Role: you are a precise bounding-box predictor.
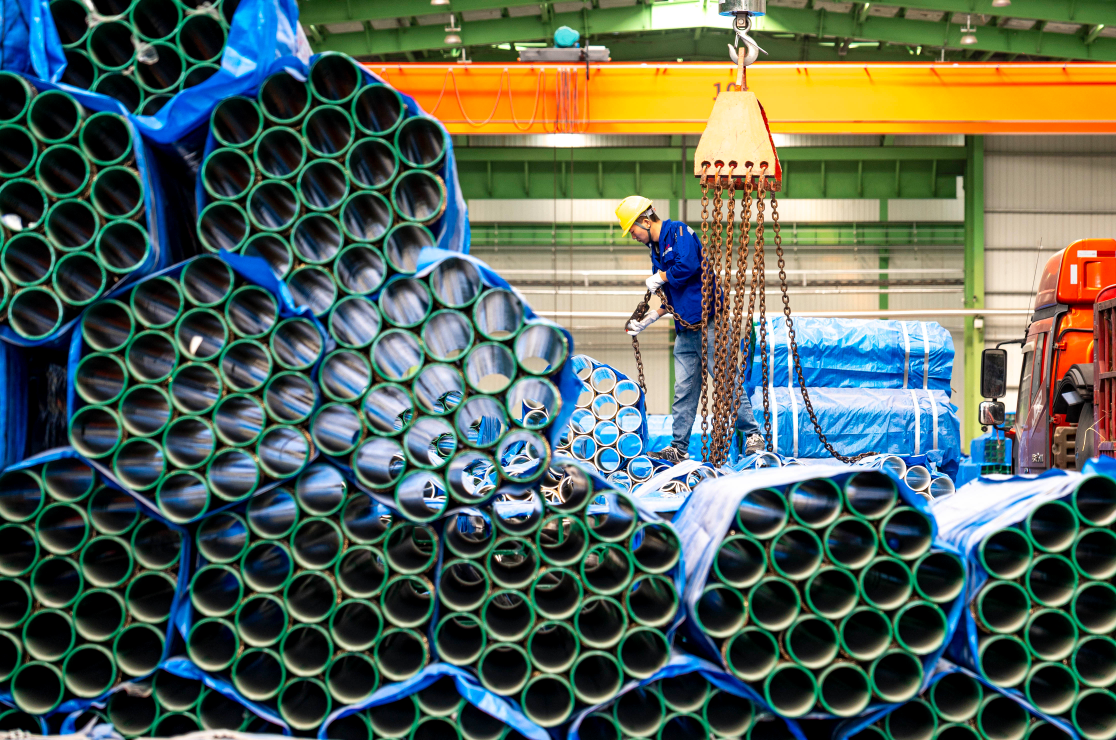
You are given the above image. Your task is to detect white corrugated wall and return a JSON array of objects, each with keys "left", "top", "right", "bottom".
[{"left": 984, "top": 135, "right": 1116, "bottom": 410}]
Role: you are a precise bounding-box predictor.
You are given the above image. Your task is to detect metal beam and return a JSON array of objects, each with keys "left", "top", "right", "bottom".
[
  {"left": 309, "top": 1, "right": 1116, "bottom": 61},
  {"left": 299, "top": 0, "right": 1116, "bottom": 31},
  {"left": 453, "top": 146, "right": 968, "bottom": 162},
  {"left": 963, "top": 134, "right": 986, "bottom": 452}
]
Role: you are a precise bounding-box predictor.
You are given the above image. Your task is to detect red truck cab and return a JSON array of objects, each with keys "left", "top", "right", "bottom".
[{"left": 1009, "top": 239, "right": 1116, "bottom": 473}]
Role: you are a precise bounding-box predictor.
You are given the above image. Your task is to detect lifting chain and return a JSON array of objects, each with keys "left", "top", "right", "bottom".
[{"left": 627, "top": 166, "right": 875, "bottom": 466}]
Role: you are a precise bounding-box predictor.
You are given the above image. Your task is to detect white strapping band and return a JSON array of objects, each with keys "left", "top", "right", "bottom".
[
  {"left": 901, "top": 322, "right": 911, "bottom": 389},
  {"left": 919, "top": 321, "right": 930, "bottom": 390},
  {"left": 909, "top": 389, "right": 922, "bottom": 454}
]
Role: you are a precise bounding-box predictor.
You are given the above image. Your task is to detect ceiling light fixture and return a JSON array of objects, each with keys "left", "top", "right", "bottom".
[
  {"left": 430, "top": 0, "right": 450, "bottom": 5},
  {"left": 960, "top": 14, "right": 978, "bottom": 45},
  {"left": 444, "top": 13, "right": 462, "bottom": 45},
  {"left": 991, "top": 0, "right": 1011, "bottom": 6}
]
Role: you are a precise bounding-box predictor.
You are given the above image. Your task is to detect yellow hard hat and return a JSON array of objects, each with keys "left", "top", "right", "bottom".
[{"left": 616, "top": 195, "right": 653, "bottom": 236}]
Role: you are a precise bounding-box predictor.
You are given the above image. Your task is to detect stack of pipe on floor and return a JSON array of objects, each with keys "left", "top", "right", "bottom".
[
  {"left": 0, "top": 458, "right": 183, "bottom": 716},
  {"left": 195, "top": 53, "right": 444, "bottom": 310},
  {"left": 698, "top": 470, "right": 965, "bottom": 718},
  {"left": 183, "top": 464, "right": 437, "bottom": 730},
  {"left": 557, "top": 356, "right": 653, "bottom": 492},
  {"left": 967, "top": 476, "right": 1116, "bottom": 740},
  {"left": 49, "top": 0, "right": 235, "bottom": 115},
  {"left": 435, "top": 462, "right": 682, "bottom": 729},
  {"left": 0, "top": 76, "right": 151, "bottom": 340}
]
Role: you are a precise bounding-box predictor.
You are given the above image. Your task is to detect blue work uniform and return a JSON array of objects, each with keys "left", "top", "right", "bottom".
[
  {"left": 648, "top": 219, "right": 711, "bottom": 327},
  {"left": 647, "top": 219, "right": 761, "bottom": 451}
]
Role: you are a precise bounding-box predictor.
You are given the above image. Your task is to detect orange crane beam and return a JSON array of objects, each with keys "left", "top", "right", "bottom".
[{"left": 365, "top": 62, "right": 1116, "bottom": 135}]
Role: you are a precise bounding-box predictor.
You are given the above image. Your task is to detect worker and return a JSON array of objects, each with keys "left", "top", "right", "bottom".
[{"left": 616, "top": 196, "right": 764, "bottom": 463}]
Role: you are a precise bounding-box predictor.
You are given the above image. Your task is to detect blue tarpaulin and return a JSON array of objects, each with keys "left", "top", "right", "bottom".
[
  {"left": 753, "top": 386, "right": 961, "bottom": 470},
  {"left": 743, "top": 317, "right": 954, "bottom": 392}
]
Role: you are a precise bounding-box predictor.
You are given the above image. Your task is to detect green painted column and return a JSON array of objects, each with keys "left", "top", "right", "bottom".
[
  {"left": 963, "top": 135, "right": 986, "bottom": 452},
  {"left": 879, "top": 199, "right": 889, "bottom": 311}
]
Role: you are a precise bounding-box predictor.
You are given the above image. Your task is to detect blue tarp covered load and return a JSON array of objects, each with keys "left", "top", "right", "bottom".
[
  {"left": 753, "top": 386, "right": 961, "bottom": 470},
  {"left": 744, "top": 317, "right": 955, "bottom": 392}
]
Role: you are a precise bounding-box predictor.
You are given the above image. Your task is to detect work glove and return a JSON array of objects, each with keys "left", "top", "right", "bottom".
[
  {"left": 645, "top": 271, "right": 667, "bottom": 291},
  {"left": 627, "top": 312, "right": 661, "bottom": 336}
]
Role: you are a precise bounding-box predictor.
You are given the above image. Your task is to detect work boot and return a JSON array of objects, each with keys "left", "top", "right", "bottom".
[
  {"left": 745, "top": 434, "right": 765, "bottom": 455},
  {"left": 648, "top": 447, "right": 688, "bottom": 464}
]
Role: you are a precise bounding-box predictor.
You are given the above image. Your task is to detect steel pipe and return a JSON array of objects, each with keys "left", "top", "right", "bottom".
[
  {"left": 764, "top": 662, "right": 817, "bottom": 718},
  {"left": 1074, "top": 475, "right": 1116, "bottom": 526},
  {"left": 521, "top": 673, "right": 574, "bottom": 729},
  {"left": 197, "top": 201, "right": 249, "bottom": 253},
  {"left": 178, "top": 13, "right": 225, "bottom": 63},
  {"left": 659, "top": 713, "right": 711, "bottom": 740},
  {"left": 771, "top": 526, "right": 823, "bottom": 581},
  {"left": 135, "top": 43, "right": 183, "bottom": 93},
  {"left": 736, "top": 487, "right": 789, "bottom": 540},
  {"left": 1026, "top": 500, "right": 1079, "bottom": 554},
  {"left": 182, "top": 63, "right": 218, "bottom": 89},
  {"left": 51, "top": 0, "right": 90, "bottom": 47},
  {"left": 392, "top": 169, "right": 447, "bottom": 225},
  {"left": 120, "top": 383, "right": 172, "bottom": 437},
  {"left": 929, "top": 477, "right": 955, "bottom": 498},
  {"left": 568, "top": 649, "right": 622, "bottom": 704},
  {"left": 884, "top": 698, "right": 937, "bottom": 740},
  {"left": 976, "top": 579, "right": 1031, "bottom": 633},
  {"left": 153, "top": 670, "right": 203, "bottom": 712},
  {"left": 258, "top": 73, "right": 310, "bottom": 128},
  {"left": 210, "top": 96, "right": 262, "bottom": 150},
  {"left": 0, "top": 524, "right": 36, "bottom": 578},
  {"left": 817, "top": 663, "right": 871, "bottom": 718},
  {"left": 913, "top": 550, "right": 966, "bottom": 603},
  {"left": 366, "top": 696, "right": 418, "bottom": 739},
  {"left": 384, "top": 223, "right": 434, "bottom": 274},
  {"left": 805, "top": 566, "right": 859, "bottom": 620},
  {"left": 278, "top": 677, "right": 331, "bottom": 732},
  {"left": 197, "top": 511, "right": 248, "bottom": 564},
  {"left": 374, "top": 628, "right": 429, "bottom": 682},
  {"left": 88, "top": 21, "right": 136, "bottom": 69},
  {"left": 0, "top": 126, "right": 37, "bottom": 180},
  {"left": 292, "top": 516, "right": 344, "bottom": 571},
  {"left": 1025, "top": 661, "right": 1079, "bottom": 715},
  {"left": 352, "top": 83, "right": 405, "bottom": 137},
  {"left": 130, "top": 519, "right": 181, "bottom": 570},
  {"left": 822, "top": 516, "right": 878, "bottom": 571},
  {"left": 207, "top": 447, "right": 259, "bottom": 501},
  {"left": 1025, "top": 608, "right": 1078, "bottom": 663},
  {"left": 1075, "top": 636, "right": 1116, "bottom": 688},
  {"left": 979, "top": 634, "right": 1031, "bottom": 687},
  {"left": 36, "top": 143, "right": 89, "bottom": 198},
  {"left": 53, "top": 251, "right": 104, "bottom": 306},
  {"left": 840, "top": 606, "right": 892, "bottom": 661},
  {"left": 929, "top": 672, "right": 983, "bottom": 722},
  {"left": 348, "top": 137, "right": 399, "bottom": 192},
  {"left": 1073, "top": 689, "right": 1116, "bottom": 740},
  {"left": 326, "top": 652, "right": 380, "bottom": 706},
  {"left": 788, "top": 478, "right": 842, "bottom": 529},
  {"left": 298, "top": 463, "right": 348, "bottom": 515},
  {"left": 859, "top": 556, "right": 913, "bottom": 610},
  {"left": 291, "top": 213, "right": 342, "bottom": 266},
  {"left": 288, "top": 265, "right": 338, "bottom": 317},
  {"left": 162, "top": 414, "right": 216, "bottom": 470},
  {"left": 220, "top": 339, "right": 272, "bottom": 392},
  {"left": 384, "top": 522, "right": 438, "bottom": 575},
  {"left": 0, "top": 178, "right": 47, "bottom": 230},
  {"left": 418, "top": 310, "right": 473, "bottom": 366},
  {"left": 526, "top": 567, "right": 581, "bottom": 621},
  {"left": 1075, "top": 582, "right": 1116, "bottom": 635},
  {"left": 581, "top": 543, "right": 634, "bottom": 596},
  {"left": 235, "top": 593, "right": 287, "bottom": 648},
  {"left": 281, "top": 623, "right": 333, "bottom": 678},
  {"left": 695, "top": 583, "right": 745, "bottom": 638},
  {"left": 22, "top": 609, "right": 74, "bottom": 661},
  {"left": 0, "top": 579, "right": 32, "bottom": 629},
  {"left": 881, "top": 506, "right": 933, "bottom": 561},
  {"left": 335, "top": 243, "right": 387, "bottom": 295},
  {"left": 2, "top": 232, "right": 53, "bottom": 288},
  {"left": 304, "top": 105, "right": 355, "bottom": 159},
  {"left": 8, "top": 285, "right": 64, "bottom": 340},
  {"left": 432, "top": 611, "right": 485, "bottom": 666},
  {"left": 843, "top": 471, "right": 898, "bottom": 520},
  {"left": 980, "top": 528, "right": 1033, "bottom": 580},
  {"left": 62, "top": 643, "right": 115, "bottom": 699},
  {"left": 203, "top": 147, "right": 254, "bottom": 202},
  {"left": 1026, "top": 553, "right": 1078, "bottom": 607},
  {"left": 749, "top": 576, "right": 801, "bottom": 631},
  {"left": 1073, "top": 528, "right": 1116, "bottom": 580},
  {"left": 904, "top": 465, "right": 931, "bottom": 492},
  {"left": 894, "top": 600, "right": 947, "bottom": 655},
  {"left": 976, "top": 695, "right": 1030, "bottom": 740},
  {"left": 298, "top": 158, "right": 349, "bottom": 212},
  {"left": 784, "top": 615, "right": 839, "bottom": 669},
  {"left": 190, "top": 563, "right": 243, "bottom": 618},
  {"left": 95, "top": 219, "right": 150, "bottom": 276},
  {"left": 869, "top": 650, "right": 923, "bottom": 703},
  {"left": 257, "top": 425, "right": 311, "bottom": 479},
  {"left": 106, "top": 693, "right": 159, "bottom": 739},
  {"left": 0, "top": 73, "right": 35, "bottom": 124},
  {"left": 29, "top": 89, "right": 84, "bottom": 143},
  {"left": 37, "top": 501, "right": 89, "bottom": 555},
  {"left": 285, "top": 569, "right": 338, "bottom": 624},
  {"left": 30, "top": 557, "right": 82, "bottom": 607},
  {"left": 69, "top": 405, "right": 122, "bottom": 459}
]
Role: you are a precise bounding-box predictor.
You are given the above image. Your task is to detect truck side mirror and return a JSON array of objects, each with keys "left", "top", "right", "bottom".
[
  {"left": 981, "top": 348, "right": 1008, "bottom": 399},
  {"left": 979, "top": 400, "right": 1006, "bottom": 427}
]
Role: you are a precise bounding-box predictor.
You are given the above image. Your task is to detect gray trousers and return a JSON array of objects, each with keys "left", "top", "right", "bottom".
[{"left": 671, "top": 326, "right": 761, "bottom": 452}]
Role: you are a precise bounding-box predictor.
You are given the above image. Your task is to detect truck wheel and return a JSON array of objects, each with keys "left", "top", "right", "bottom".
[{"left": 1077, "top": 402, "right": 1096, "bottom": 470}]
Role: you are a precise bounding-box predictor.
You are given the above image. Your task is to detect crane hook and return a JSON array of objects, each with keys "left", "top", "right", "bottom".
[{"left": 728, "top": 14, "right": 765, "bottom": 67}]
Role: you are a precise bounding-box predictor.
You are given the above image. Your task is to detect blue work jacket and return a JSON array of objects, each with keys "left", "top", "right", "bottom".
[{"left": 648, "top": 219, "right": 712, "bottom": 329}]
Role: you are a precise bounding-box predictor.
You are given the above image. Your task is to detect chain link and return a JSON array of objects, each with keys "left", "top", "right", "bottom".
[{"left": 629, "top": 169, "right": 875, "bottom": 465}]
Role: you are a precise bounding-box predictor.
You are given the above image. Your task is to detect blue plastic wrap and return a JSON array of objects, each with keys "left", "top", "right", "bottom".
[
  {"left": 743, "top": 317, "right": 954, "bottom": 392},
  {"left": 672, "top": 464, "right": 967, "bottom": 718},
  {"left": 0, "top": 447, "right": 191, "bottom": 716},
  {"left": 833, "top": 659, "right": 1076, "bottom": 740},
  {"left": 2, "top": 75, "right": 170, "bottom": 347},
  {"left": 319, "top": 663, "right": 549, "bottom": 740},
  {"left": 0, "top": 0, "right": 62, "bottom": 77},
  {"left": 753, "top": 386, "right": 960, "bottom": 470},
  {"left": 567, "top": 652, "right": 806, "bottom": 740},
  {"left": 194, "top": 55, "right": 470, "bottom": 254},
  {"left": 65, "top": 252, "right": 325, "bottom": 522}
]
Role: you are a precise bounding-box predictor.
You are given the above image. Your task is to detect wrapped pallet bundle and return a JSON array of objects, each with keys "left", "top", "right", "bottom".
[
  {"left": 743, "top": 317, "right": 955, "bottom": 392},
  {"left": 751, "top": 387, "right": 961, "bottom": 472}
]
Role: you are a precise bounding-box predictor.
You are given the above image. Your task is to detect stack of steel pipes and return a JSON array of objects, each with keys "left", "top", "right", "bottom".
[
  {"left": 435, "top": 462, "right": 682, "bottom": 728},
  {"left": 848, "top": 670, "right": 1071, "bottom": 740},
  {"left": 0, "top": 76, "right": 152, "bottom": 340},
  {"left": 195, "top": 52, "right": 444, "bottom": 308},
  {"left": 965, "top": 476, "right": 1116, "bottom": 739},
  {"left": 694, "top": 470, "right": 966, "bottom": 718},
  {"left": 576, "top": 670, "right": 801, "bottom": 740},
  {"left": 49, "top": 0, "right": 233, "bottom": 115},
  {"left": 183, "top": 463, "right": 438, "bottom": 731},
  {"left": 0, "top": 457, "right": 183, "bottom": 716},
  {"left": 323, "top": 674, "right": 539, "bottom": 740},
  {"left": 79, "top": 665, "right": 284, "bottom": 735},
  {"left": 558, "top": 355, "right": 653, "bottom": 492},
  {"left": 69, "top": 254, "right": 324, "bottom": 522}
]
